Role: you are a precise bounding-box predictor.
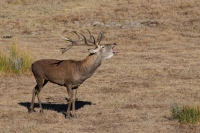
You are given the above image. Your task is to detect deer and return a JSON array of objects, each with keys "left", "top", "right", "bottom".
[{"left": 28, "top": 29, "right": 118, "bottom": 118}]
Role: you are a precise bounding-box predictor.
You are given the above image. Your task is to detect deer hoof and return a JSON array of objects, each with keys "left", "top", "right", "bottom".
[
  {"left": 28, "top": 108, "right": 36, "bottom": 113},
  {"left": 65, "top": 115, "right": 71, "bottom": 119},
  {"left": 65, "top": 113, "right": 71, "bottom": 119},
  {"left": 71, "top": 114, "right": 77, "bottom": 118}
]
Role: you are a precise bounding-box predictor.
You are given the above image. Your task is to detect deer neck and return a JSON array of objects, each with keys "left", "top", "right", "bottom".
[{"left": 80, "top": 54, "right": 102, "bottom": 76}]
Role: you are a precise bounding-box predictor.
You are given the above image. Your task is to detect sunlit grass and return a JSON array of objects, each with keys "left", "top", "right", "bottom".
[
  {"left": 0, "top": 37, "right": 33, "bottom": 75},
  {"left": 171, "top": 104, "right": 200, "bottom": 125},
  {"left": 0, "top": 52, "right": 9, "bottom": 73}
]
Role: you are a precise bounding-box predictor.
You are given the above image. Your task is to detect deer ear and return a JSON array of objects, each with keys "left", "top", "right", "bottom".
[{"left": 88, "top": 48, "right": 96, "bottom": 54}]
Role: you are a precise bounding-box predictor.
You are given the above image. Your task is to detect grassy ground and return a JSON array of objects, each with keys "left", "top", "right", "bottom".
[{"left": 0, "top": 0, "right": 200, "bottom": 132}]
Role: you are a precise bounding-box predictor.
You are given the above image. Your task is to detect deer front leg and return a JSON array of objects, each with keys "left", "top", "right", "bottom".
[
  {"left": 71, "top": 89, "right": 77, "bottom": 118},
  {"left": 66, "top": 85, "right": 72, "bottom": 118}
]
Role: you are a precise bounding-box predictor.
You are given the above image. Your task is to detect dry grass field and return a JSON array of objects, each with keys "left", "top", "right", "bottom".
[{"left": 0, "top": 0, "right": 200, "bottom": 132}]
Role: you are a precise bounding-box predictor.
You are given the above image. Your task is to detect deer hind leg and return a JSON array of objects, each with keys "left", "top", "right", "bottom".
[
  {"left": 28, "top": 85, "right": 37, "bottom": 113},
  {"left": 37, "top": 79, "right": 48, "bottom": 113},
  {"left": 29, "top": 79, "right": 48, "bottom": 113}
]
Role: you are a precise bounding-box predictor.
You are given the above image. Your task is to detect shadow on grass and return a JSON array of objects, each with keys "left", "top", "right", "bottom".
[{"left": 18, "top": 99, "right": 92, "bottom": 114}]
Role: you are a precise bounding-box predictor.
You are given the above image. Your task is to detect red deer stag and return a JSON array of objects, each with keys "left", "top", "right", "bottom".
[{"left": 28, "top": 30, "right": 118, "bottom": 118}]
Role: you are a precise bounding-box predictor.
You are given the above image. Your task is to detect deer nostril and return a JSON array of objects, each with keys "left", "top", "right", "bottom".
[{"left": 113, "top": 43, "right": 117, "bottom": 45}]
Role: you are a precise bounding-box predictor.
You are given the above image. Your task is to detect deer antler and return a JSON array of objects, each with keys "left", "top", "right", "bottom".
[
  {"left": 86, "top": 29, "right": 96, "bottom": 45},
  {"left": 60, "top": 30, "right": 87, "bottom": 53},
  {"left": 61, "top": 30, "right": 104, "bottom": 54},
  {"left": 73, "top": 30, "right": 88, "bottom": 45},
  {"left": 60, "top": 36, "right": 77, "bottom": 54},
  {"left": 97, "top": 31, "right": 104, "bottom": 45}
]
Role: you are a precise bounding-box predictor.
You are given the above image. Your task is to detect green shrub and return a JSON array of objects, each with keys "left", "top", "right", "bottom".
[
  {"left": 0, "top": 52, "right": 9, "bottom": 72},
  {"left": 171, "top": 104, "right": 200, "bottom": 125},
  {"left": 0, "top": 38, "right": 33, "bottom": 75}
]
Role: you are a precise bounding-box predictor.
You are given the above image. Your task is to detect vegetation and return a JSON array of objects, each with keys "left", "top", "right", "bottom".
[
  {"left": 0, "top": 0, "right": 200, "bottom": 132},
  {"left": 171, "top": 104, "right": 200, "bottom": 125},
  {"left": 0, "top": 37, "right": 33, "bottom": 75}
]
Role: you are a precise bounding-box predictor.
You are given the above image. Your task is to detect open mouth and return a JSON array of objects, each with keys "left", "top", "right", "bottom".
[{"left": 112, "top": 46, "right": 119, "bottom": 54}]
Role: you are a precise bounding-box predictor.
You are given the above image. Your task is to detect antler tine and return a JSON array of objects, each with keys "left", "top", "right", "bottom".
[
  {"left": 86, "top": 29, "right": 96, "bottom": 44},
  {"left": 72, "top": 31, "right": 83, "bottom": 41},
  {"left": 60, "top": 36, "right": 75, "bottom": 54},
  {"left": 61, "top": 36, "right": 73, "bottom": 42},
  {"left": 97, "top": 31, "right": 104, "bottom": 45},
  {"left": 86, "top": 29, "right": 96, "bottom": 46},
  {"left": 73, "top": 30, "right": 89, "bottom": 45},
  {"left": 73, "top": 30, "right": 95, "bottom": 46},
  {"left": 60, "top": 44, "right": 73, "bottom": 54},
  {"left": 86, "top": 29, "right": 92, "bottom": 39}
]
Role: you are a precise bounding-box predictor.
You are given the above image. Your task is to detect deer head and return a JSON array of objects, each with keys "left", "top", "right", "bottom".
[{"left": 61, "top": 29, "right": 118, "bottom": 60}]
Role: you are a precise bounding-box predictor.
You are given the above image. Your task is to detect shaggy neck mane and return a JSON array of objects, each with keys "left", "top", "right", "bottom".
[{"left": 79, "top": 54, "right": 102, "bottom": 75}]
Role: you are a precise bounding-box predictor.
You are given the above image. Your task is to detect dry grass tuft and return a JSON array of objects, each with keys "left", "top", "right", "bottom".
[
  {"left": 171, "top": 104, "right": 200, "bottom": 125},
  {"left": 0, "top": 37, "right": 33, "bottom": 75}
]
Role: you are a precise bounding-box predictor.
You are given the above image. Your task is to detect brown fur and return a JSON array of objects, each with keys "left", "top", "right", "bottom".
[{"left": 29, "top": 43, "right": 117, "bottom": 118}]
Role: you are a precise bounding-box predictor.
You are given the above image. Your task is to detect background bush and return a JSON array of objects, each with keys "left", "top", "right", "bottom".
[
  {"left": 0, "top": 37, "right": 33, "bottom": 75},
  {"left": 171, "top": 103, "right": 200, "bottom": 125}
]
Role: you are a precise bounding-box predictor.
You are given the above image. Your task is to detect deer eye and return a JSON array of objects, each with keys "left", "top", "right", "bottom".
[{"left": 101, "top": 46, "right": 104, "bottom": 49}]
